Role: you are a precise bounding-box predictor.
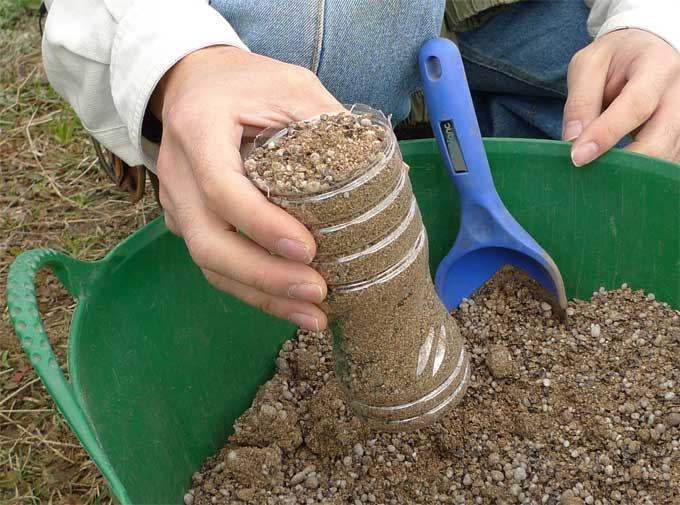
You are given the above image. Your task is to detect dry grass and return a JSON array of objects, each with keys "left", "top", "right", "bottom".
[{"left": 1, "top": 11, "right": 159, "bottom": 504}]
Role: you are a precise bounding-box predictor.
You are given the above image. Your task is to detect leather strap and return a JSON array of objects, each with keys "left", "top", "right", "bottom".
[{"left": 91, "top": 136, "right": 159, "bottom": 205}]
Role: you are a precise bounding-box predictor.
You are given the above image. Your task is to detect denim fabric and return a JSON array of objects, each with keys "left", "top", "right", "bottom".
[
  {"left": 211, "top": 0, "right": 626, "bottom": 145},
  {"left": 456, "top": 0, "right": 629, "bottom": 147},
  {"left": 456, "top": 0, "right": 592, "bottom": 140},
  {"left": 210, "top": 0, "right": 445, "bottom": 124}
]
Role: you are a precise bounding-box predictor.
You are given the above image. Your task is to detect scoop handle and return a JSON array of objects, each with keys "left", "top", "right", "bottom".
[{"left": 418, "top": 38, "right": 496, "bottom": 200}]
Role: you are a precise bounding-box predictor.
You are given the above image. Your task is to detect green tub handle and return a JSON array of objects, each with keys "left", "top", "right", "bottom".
[{"left": 6, "top": 249, "right": 132, "bottom": 504}]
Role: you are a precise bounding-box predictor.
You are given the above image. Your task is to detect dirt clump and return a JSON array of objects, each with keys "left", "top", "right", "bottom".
[
  {"left": 189, "top": 267, "right": 679, "bottom": 504},
  {"left": 304, "top": 379, "right": 371, "bottom": 458},
  {"left": 485, "top": 343, "right": 516, "bottom": 379}
]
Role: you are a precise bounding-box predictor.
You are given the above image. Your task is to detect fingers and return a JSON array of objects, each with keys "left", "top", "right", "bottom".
[
  {"left": 239, "top": 102, "right": 345, "bottom": 136},
  {"left": 160, "top": 57, "right": 345, "bottom": 264},
  {"left": 163, "top": 183, "right": 328, "bottom": 331},
  {"left": 190, "top": 102, "right": 342, "bottom": 263},
  {"left": 282, "top": 65, "right": 345, "bottom": 120},
  {"left": 153, "top": 49, "right": 348, "bottom": 328},
  {"left": 564, "top": 32, "right": 680, "bottom": 167},
  {"left": 203, "top": 269, "right": 328, "bottom": 331},
  {"left": 240, "top": 104, "right": 346, "bottom": 138},
  {"left": 177, "top": 120, "right": 319, "bottom": 263},
  {"left": 175, "top": 192, "right": 327, "bottom": 303},
  {"left": 160, "top": 149, "right": 327, "bottom": 301},
  {"left": 164, "top": 212, "right": 180, "bottom": 236},
  {"left": 570, "top": 72, "right": 669, "bottom": 166},
  {"left": 166, "top": 196, "right": 329, "bottom": 331},
  {"left": 236, "top": 67, "right": 344, "bottom": 134},
  {"left": 562, "top": 49, "right": 610, "bottom": 141},
  {"left": 191, "top": 228, "right": 328, "bottom": 303},
  {"left": 624, "top": 92, "right": 680, "bottom": 163},
  {"left": 288, "top": 101, "right": 346, "bottom": 122}
]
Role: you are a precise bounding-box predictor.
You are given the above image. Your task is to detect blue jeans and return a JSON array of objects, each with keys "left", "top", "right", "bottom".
[
  {"left": 211, "top": 0, "right": 601, "bottom": 141},
  {"left": 210, "top": 0, "right": 446, "bottom": 124},
  {"left": 458, "top": 0, "right": 592, "bottom": 141}
]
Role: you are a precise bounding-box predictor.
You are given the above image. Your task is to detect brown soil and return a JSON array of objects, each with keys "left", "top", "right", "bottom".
[
  {"left": 246, "top": 110, "right": 404, "bottom": 228},
  {"left": 314, "top": 203, "right": 422, "bottom": 286},
  {"left": 246, "top": 111, "right": 387, "bottom": 197},
  {"left": 329, "top": 234, "right": 468, "bottom": 425},
  {"left": 188, "top": 267, "right": 679, "bottom": 505},
  {"left": 312, "top": 170, "right": 414, "bottom": 258}
]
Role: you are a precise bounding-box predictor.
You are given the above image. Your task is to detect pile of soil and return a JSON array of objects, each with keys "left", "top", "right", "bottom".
[{"left": 187, "top": 268, "right": 679, "bottom": 505}]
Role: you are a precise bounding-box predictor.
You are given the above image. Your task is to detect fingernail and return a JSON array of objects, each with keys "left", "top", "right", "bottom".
[
  {"left": 562, "top": 120, "right": 583, "bottom": 141},
  {"left": 288, "top": 283, "right": 324, "bottom": 302},
  {"left": 276, "top": 238, "right": 312, "bottom": 263},
  {"left": 571, "top": 141, "right": 599, "bottom": 167},
  {"left": 289, "top": 313, "right": 320, "bottom": 331}
]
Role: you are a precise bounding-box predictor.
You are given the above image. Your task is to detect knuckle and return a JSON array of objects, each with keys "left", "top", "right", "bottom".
[
  {"left": 565, "top": 94, "right": 593, "bottom": 113},
  {"left": 599, "top": 121, "right": 621, "bottom": 146},
  {"left": 290, "top": 66, "right": 319, "bottom": 86},
  {"left": 255, "top": 295, "right": 279, "bottom": 317},
  {"left": 629, "top": 94, "right": 656, "bottom": 124},
  {"left": 183, "top": 227, "right": 209, "bottom": 266},
  {"left": 164, "top": 215, "right": 180, "bottom": 236},
  {"left": 163, "top": 102, "right": 195, "bottom": 135},
  {"left": 586, "top": 118, "right": 618, "bottom": 148},
  {"left": 568, "top": 49, "right": 589, "bottom": 72},
  {"left": 245, "top": 262, "right": 273, "bottom": 294},
  {"left": 194, "top": 164, "right": 223, "bottom": 210},
  {"left": 155, "top": 152, "right": 171, "bottom": 179},
  {"left": 158, "top": 191, "right": 171, "bottom": 211},
  {"left": 198, "top": 177, "right": 220, "bottom": 209}
]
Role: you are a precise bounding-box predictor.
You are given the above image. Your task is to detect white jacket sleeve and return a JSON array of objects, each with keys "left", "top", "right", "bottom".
[
  {"left": 42, "top": 0, "right": 249, "bottom": 171},
  {"left": 586, "top": 0, "right": 680, "bottom": 52}
]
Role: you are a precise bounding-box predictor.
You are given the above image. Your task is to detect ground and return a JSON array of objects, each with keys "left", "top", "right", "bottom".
[{"left": 1, "top": 7, "right": 159, "bottom": 503}]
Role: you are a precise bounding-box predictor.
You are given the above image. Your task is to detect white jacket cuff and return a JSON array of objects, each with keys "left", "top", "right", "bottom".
[
  {"left": 591, "top": 4, "right": 680, "bottom": 53},
  {"left": 110, "top": 0, "right": 249, "bottom": 170}
]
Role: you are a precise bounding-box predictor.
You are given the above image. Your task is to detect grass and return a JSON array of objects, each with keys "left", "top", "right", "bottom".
[
  {"left": 1, "top": 11, "right": 159, "bottom": 504},
  {"left": 0, "top": 0, "right": 40, "bottom": 29}
]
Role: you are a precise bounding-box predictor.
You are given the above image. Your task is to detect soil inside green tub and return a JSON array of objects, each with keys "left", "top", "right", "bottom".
[{"left": 188, "top": 267, "right": 679, "bottom": 505}]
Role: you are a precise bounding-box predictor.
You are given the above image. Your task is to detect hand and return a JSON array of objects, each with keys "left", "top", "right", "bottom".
[
  {"left": 563, "top": 28, "right": 680, "bottom": 165},
  {"left": 151, "top": 46, "right": 344, "bottom": 331}
]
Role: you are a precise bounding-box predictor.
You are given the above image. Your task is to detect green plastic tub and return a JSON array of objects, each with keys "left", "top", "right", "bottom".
[{"left": 7, "top": 139, "right": 679, "bottom": 504}]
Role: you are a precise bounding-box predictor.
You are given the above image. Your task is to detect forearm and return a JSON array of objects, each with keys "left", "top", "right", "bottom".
[{"left": 41, "top": 0, "right": 248, "bottom": 172}]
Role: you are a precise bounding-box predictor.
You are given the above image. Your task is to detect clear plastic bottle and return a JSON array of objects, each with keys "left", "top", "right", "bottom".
[{"left": 247, "top": 104, "right": 470, "bottom": 431}]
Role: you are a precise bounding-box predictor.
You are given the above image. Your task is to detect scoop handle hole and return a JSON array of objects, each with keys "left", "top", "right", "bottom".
[{"left": 425, "top": 56, "right": 442, "bottom": 81}]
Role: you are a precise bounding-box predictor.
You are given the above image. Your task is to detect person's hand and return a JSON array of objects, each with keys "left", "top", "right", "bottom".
[
  {"left": 151, "top": 45, "right": 344, "bottom": 331},
  {"left": 563, "top": 28, "right": 680, "bottom": 165}
]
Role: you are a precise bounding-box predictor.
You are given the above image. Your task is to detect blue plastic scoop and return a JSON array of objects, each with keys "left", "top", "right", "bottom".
[{"left": 418, "top": 38, "right": 568, "bottom": 319}]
